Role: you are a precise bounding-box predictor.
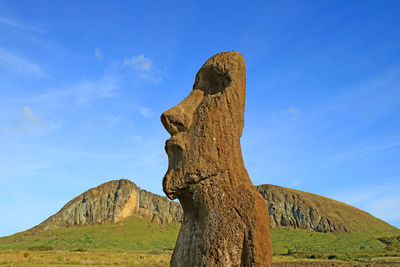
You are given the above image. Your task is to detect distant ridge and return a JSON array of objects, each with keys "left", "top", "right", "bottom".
[
  {"left": 29, "top": 179, "right": 182, "bottom": 233},
  {"left": 29, "top": 179, "right": 397, "bottom": 234},
  {"left": 256, "top": 184, "right": 397, "bottom": 233}
]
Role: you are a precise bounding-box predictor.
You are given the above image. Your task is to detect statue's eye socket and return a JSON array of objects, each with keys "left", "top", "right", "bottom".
[{"left": 195, "top": 66, "right": 231, "bottom": 95}]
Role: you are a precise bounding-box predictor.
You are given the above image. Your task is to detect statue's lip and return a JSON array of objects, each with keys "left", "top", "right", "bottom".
[
  {"left": 165, "top": 137, "right": 176, "bottom": 146},
  {"left": 165, "top": 137, "right": 183, "bottom": 151}
]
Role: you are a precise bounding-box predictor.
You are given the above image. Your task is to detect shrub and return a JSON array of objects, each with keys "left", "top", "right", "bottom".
[
  {"left": 378, "top": 236, "right": 392, "bottom": 246},
  {"left": 28, "top": 245, "right": 54, "bottom": 251},
  {"left": 71, "top": 248, "right": 86, "bottom": 252}
]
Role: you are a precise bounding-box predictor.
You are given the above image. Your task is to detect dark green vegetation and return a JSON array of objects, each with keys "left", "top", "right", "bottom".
[{"left": 1, "top": 215, "right": 399, "bottom": 263}]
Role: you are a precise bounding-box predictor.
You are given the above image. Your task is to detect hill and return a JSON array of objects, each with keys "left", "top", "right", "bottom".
[
  {"left": 0, "top": 214, "right": 399, "bottom": 261},
  {"left": 27, "top": 179, "right": 398, "bottom": 235},
  {"left": 1, "top": 179, "right": 399, "bottom": 262},
  {"left": 29, "top": 179, "right": 182, "bottom": 234},
  {"left": 257, "top": 184, "right": 397, "bottom": 233}
]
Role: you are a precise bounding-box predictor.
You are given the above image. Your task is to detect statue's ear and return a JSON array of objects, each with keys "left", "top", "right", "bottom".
[{"left": 193, "top": 65, "right": 231, "bottom": 95}]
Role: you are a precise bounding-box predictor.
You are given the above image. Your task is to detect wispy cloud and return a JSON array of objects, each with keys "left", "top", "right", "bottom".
[
  {"left": 123, "top": 54, "right": 163, "bottom": 83},
  {"left": 91, "top": 115, "right": 122, "bottom": 127},
  {"left": 368, "top": 194, "right": 400, "bottom": 223},
  {"left": 136, "top": 106, "right": 151, "bottom": 117},
  {"left": 71, "top": 75, "right": 118, "bottom": 104},
  {"left": 281, "top": 107, "right": 300, "bottom": 117},
  {"left": 124, "top": 55, "right": 153, "bottom": 72},
  {"left": 94, "top": 48, "right": 103, "bottom": 59},
  {"left": 23, "top": 106, "right": 45, "bottom": 127},
  {"left": 0, "top": 123, "right": 26, "bottom": 134},
  {"left": 0, "top": 48, "right": 45, "bottom": 76},
  {"left": 38, "top": 74, "right": 119, "bottom": 106},
  {"left": 330, "top": 141, "right": 400, "bottom": 163},
  {"left": 328, "top": 181, "right": 400, "bottom": 225},
  {"left": 1, "top": 106, "right": 45, "bottom": 133},
  {"left": 291, "top": 179, "right": 301, "bottom": 187},
  {"left": 0, "top": 16, "right": 46, "bottom": 33}
]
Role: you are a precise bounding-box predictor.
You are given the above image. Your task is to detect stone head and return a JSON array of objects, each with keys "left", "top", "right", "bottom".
[{"left": 161, "top": 51, "right": 246, "bottom": 199}]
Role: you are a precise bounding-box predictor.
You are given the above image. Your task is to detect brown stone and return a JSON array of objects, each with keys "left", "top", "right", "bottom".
[
  {"left": 161, "top": 51, "right": 273, "bottom": 266},
  {"left": 28, "top": 179, "right": 183, "bottom": 233}
]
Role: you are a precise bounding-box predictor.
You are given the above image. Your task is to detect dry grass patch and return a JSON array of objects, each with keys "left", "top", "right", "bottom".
[{"left": 0, "top": 250, "right": 171, "bottom": 266}]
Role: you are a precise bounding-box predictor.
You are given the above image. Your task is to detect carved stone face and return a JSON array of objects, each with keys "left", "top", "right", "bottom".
[{"left": 161, "top": 52, "right": 246, "bottom": 200}]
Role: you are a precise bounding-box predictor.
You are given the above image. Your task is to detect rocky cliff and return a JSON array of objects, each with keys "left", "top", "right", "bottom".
[
  {"left": 29, "top": 179, "right": 183, "bottom": 233},
  {"left": 30, "top": 179, "right": 396, "bottom": 234},
  {"left": 256, "top": 184, "right": 395, "bottom": 233}
]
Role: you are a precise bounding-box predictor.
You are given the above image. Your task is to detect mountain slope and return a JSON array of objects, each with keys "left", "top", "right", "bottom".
[
  {"left": 1, "top": 179, "right": 399, "bottom": 261},
  {"left": 28, "top": 179, "right": 397, "bottom": 235},
  {"left": 1, "top": 215, "right": 399, "bottom": 260},
  {"left": 256, "top": 184, "right": 397, "bottom": 233},
  {"left": 29, "top": 179, "right": 182, "bottom": 233}
]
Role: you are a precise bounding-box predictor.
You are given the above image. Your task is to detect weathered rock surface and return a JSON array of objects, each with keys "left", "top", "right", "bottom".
[
  {"left": 29, "top": 179, "right": 182, "bottom": 233},
  {"left": 28, "top": 178, "right": 395, "bottom": 237},
  {"left": 256, "top": 184, "right": 395, "bottom": 233},
  {"left": 257, "top": 184, "right": 349, "bottom": 232},
  {"left": 161, "top": 51, "right": 273, "bottom": 266}
]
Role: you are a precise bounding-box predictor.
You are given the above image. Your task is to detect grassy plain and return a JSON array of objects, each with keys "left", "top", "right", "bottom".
[
  {"left": 0, "top": 215, "right": 399, "bottom": 266},
  {"left": 0, "top": 216, "right": 179, "bottom": 252}
]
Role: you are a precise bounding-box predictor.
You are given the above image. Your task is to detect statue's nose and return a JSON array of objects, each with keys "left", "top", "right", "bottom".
[
  {"left": 160, "top": 89, "right": 204, "bottom": 136},
  {"left": 161, "top": 107, "right": 186, "bottom": 136}
]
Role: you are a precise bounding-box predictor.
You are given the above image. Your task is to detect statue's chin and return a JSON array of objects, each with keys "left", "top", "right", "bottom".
[{"left": 166, "top": 191, "right": 178, "bottom": 200}]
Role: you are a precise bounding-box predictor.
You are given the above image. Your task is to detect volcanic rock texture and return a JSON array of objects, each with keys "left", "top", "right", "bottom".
[
  {"left": 256, "top": 184, "right": 395, "bottom": 233},
  {"left": 30, "top": 179, "right": 395, "bottom": 237},
  {"left": 29, "top": 179, "right": 182, "bottom": 233},
  {"left": 161, "top": 51, "right": 273, "bottom": 267}
]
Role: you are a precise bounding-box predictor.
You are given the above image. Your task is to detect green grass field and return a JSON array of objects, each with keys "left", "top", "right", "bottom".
[
  {"left": 0, "top": 215, "right": 399, "bottom": 265},
  {"left": 0, "top": 216, "right": 180, "bottom": 252}
]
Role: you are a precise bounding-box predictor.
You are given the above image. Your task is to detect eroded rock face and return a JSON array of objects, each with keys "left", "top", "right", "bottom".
[
  {"left": 29, "top": 179, "right": 182, "bottom": 233},
  {"left": 256, "top": 184, "right": 353, "bottom": 233},
  {"left": 161, "top": 51, "right": 273, "bottom": 266}
]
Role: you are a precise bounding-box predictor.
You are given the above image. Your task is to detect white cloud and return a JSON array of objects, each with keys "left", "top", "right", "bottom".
[
  {"left": 291, "top": 179, "right": 301, "bottom": 187},
  {"left": 138, "top": 72, "right": 163, "bottom": 83},
  {"left": 38, "top": 74, "right": 119, "bottom": 106},
  {"left": 288, "top": 107, "right": 299, "bottom": 116},
  {"left": 124, "top": 55, "right": 153, "bottom": 72},
  {"left": 72, "top": 75, "right": 118, "bottom": 104},
  {"left": 368, "top": 194, "right": 400, "bottom": 222},
  {"left": 23, "top": 106, "right": 45, "bottom": 127},
  {"left": 0, "top": 16, "right": 45, "bottom": 33},
  {"left": 95, "top": 48, "right": 103, "bottom": 59},
  {"left": 137, "top": 106, "right": 151, "bottom": 117},
  {"left": 281, "top": 107, "right": 299, "bottom": 116},
  {"left": 123, "top": 54, "right": 164, "bottom": 83},
  {"left": 330, "top": 141, "right": 400, "bottom": 163},
  {"left": 132, "top": 135, "right": 143, "bottom": 143},
  {"left": 1, "top": 107, "right": 44, "bottom": 133},
  {"left": 0, "top": 48, "right": 45, "bottom": 76},
  {"left": 96, "top": 115, "right": 121, "bottom": 127},
  {"left": 0, "top": 123, "right": 26, "bottom": 134},
  {"left": 328, "top": 181, "right": 400, "bottom": 226}
]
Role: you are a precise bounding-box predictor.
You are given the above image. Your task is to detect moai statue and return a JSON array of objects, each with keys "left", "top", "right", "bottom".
[{"left": 161, "top": 51, "right": 273, "bottom": 267}]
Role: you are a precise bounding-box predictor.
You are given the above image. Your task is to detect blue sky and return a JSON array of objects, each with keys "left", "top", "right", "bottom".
[{"left": 1, "top": 0, "right": 399, "bottom": 236}]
